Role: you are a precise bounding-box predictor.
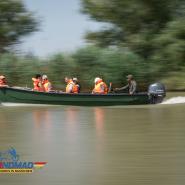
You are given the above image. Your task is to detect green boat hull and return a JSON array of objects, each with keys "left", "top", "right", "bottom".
[{"left": 0, "top": 87, "right": 150, "bottom": 106}]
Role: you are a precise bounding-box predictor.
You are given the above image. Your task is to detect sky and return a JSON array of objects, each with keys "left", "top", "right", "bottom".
[{"left": 21, "top": 0, "right": 102, "bottom": 57}]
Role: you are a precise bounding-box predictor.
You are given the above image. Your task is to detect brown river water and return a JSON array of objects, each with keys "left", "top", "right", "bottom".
[{"left": 0, "top": 93, "right": 185, "bottom": 185}]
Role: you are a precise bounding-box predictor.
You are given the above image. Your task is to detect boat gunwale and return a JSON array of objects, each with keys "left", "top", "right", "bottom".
[{"left": 0, "top": 87, "right": 148, "bottom": 97}]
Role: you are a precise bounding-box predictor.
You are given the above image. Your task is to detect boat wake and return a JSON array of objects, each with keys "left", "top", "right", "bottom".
[
  {"left": 0, "top": 103, "right": 56, "bottom": 107},
  {"left": 161, "top": 97, "right": 185, "bottom": 105}
]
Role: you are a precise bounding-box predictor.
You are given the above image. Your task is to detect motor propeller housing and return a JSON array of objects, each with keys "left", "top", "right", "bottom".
[{"left": 148, "top": 83, "right": 166, "bottom": 104}]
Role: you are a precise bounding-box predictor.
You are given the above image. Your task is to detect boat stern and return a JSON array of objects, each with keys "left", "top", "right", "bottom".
[{"left": 148, "top": 83, "right": 166, "bottom": 104}]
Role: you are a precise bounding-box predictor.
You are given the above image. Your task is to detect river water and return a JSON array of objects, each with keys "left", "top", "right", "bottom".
[{"left": 0, "top": 93, "right": 185, "bottom": 185}]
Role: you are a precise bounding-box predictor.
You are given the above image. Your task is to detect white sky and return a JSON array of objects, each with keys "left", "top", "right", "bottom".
[{"left": 21, "top": 0, "right": 102, "bottom": 57}]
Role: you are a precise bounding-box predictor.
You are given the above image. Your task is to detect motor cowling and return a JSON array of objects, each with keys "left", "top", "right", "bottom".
[{"left": 148, "top": 83, "right": 166, "bottom": 104}]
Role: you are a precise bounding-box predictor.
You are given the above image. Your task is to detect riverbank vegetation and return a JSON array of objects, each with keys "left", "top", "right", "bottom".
[
  {"left": 0, "top": 48, "right": 185, "bottom": 91},
  {"left": 0, "top": 0, "right": 184, "bottom": 91}
]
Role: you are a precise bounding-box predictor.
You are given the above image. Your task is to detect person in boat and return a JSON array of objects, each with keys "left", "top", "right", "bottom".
[
  {"left": 115, "top": 74, "right": 137, "bottom": 95},
  {"left": 65, "top": 77, "right": 78, "bottom": 93},
  {"left": 42, "top": 75, "right": 52, "bottom": 92},
  {"left": 72, "top": 77, "right": 80, "bottom": 93},
  {"left": 32, "top": 74, "right": 43, "bottom": 91},
  {"left": 92, "top": 77, "right": 108, "bottom": 94},
  {"left": 0, "top": 75, "right": 8, "bottom": 87}
]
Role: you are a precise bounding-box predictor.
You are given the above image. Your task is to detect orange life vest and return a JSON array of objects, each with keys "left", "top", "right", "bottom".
[
  {"left": 32, "top": 78, "right": 43, "bottom": 91},
  {"left": 66, "top": 80, "right": 74, "bottom": 93},
  {"left": 0, "top": 80, "right": 6, "bottom": 86},
  {"left": 43, "top": 80, "right": 52, "bottom": 92},
  {"left": 72, "top": 84, "right": 79, "bottom": 94},
  {"left": 93, "top": 80, "right": 108, "bottom": 94},
  {"left": 66, "top": 80, "right": 80, "bottom": 93}
]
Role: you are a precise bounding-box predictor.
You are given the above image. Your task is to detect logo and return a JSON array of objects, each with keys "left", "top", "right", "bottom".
[{"left": 0, "top": 147, "right": 47, "bottom": 173}]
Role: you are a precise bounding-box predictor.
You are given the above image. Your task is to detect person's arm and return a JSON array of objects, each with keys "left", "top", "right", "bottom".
[
  {"left": 32, "top": 78, "right": 36, "bottom": 81},
  {"left": 48, "top": 83, "right": 52, "bottom": 91},
  {"left": 115, "top": 84, "right": 129, "bottom": 91}
]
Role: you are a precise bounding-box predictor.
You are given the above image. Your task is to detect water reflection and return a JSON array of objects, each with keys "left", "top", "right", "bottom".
[
  {"left": 0, "top": 103, "right": 185, "bottom": 185},
  {"left": 0, "top": 110, "right": 8, "bottom": 129},
  {"left": 65, "top": 107, "right": 79, "bottom": 143},
  {"left": 33, "top": 110, "right": 52, "bottom": 128},
  {"left": 94, "top": 107, "right": 105, "bottom": 141}
]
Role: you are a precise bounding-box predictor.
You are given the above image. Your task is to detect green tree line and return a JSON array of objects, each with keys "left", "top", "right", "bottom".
[{"left": 1, "top": 46, "right": 184, "bottom": 91}]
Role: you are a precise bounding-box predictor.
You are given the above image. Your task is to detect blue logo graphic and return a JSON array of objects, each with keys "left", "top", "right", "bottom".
[
  {"left": 0, "top": 147, "right": 19, "bottom": 162},
  {"left": 0, "top": 147, "right": 46, "bottom": 173}
]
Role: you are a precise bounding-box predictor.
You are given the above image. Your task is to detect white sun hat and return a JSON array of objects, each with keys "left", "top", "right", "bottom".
[
  {"left": 94, "top": 77, "right": 101, "bottom": 83},
  {"left": 42, "top": 75, "right": 48, "bottom": 80}
]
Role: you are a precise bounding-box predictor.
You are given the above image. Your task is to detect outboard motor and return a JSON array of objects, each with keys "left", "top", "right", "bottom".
[{"left": 148, "top": 83, "right": 166, "bottom": 104}]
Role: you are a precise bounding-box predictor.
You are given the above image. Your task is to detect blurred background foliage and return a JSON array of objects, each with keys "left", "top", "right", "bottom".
[
  {"left": 0, "top": 0, "right": 38, "bottom": 53},
  {"left": 0, "top": 0, "right": 185, "bottom": 91}
]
